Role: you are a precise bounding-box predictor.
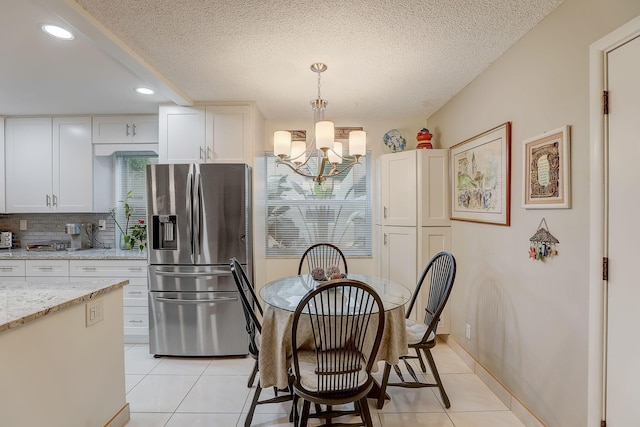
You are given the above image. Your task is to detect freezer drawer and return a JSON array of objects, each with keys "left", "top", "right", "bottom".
[
  {"left": 148, "top": 264, "right": 242, "bottom": 292},
  {"left": 148, "top": 291, "right": 248, "bottom": 357}
]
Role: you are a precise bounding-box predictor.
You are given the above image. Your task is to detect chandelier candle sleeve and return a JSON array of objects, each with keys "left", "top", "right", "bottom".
[
  {"left": 315, "top": 121, "right": 334, "bottom": 150},
  {"left": 274, "top": 131, "right": 292, "bottom": 157},
  {"left": 349, "top": 130, "right": 366, "bottom": 157},
  {"left": 328, "top": 141, "right": 343, "bottom": 164},
  {"left": 291, "top": 140, "right": 307, "bottom": 164}
]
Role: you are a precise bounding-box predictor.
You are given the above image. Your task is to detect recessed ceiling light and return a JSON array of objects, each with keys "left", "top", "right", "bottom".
[
  {"left": 134, "top": 87, "right": 155, "bottom": 95},
  {"left": 42, "top": 24, "right": 74, "bottom": 40}
]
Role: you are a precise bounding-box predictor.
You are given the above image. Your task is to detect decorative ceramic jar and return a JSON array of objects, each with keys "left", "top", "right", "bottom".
[
  {"left": 383, "top": 129, "right": 407, "bottom": 152},
  {"left": 416, "top": 128, "right": 433, "bottom": 149}
]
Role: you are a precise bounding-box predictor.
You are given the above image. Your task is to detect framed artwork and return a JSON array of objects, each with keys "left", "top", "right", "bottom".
[
  {"left": 450, "top": 122, "right": 511, "bottom": 226},
  {"left": 522, "top": 126, "right": 570, "bottom": 209}
]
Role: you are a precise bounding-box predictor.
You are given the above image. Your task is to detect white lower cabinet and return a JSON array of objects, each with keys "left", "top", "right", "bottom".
[
  {"left": 26, "top": 260, "right": 70, "bottom": 281},
  {"left": 0, "top": 259, "right": 26, "bottom": 281},
  {"left": 69, "top": 259, "right": 149, "bottom": 343}
]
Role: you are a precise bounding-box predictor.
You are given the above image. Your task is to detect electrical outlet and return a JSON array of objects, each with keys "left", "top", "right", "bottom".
[
  {"left": 465, "top": 323, "right": 471, "bottom": 340},
  {"left": 86, "top": 299, "right": 104, "bottom": 327},
  {"left": 19, "top": 220, "right": 27, "bottom": 231},
  {"left": 98, "top": 219, "right": 106, "bottom": 230}
]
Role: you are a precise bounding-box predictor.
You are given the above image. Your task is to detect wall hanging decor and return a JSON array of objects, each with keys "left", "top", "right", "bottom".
[
  {"left": 522, "top": 125, "right": 571, "bottom": 209},
  {"left": 528, "top": 218, "right": 559, "bottom": 261},
  {"left": 450, "top": 122, "right": 511, "bottom": 226}
]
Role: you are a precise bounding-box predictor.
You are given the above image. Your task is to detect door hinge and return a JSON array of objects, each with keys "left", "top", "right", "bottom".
[
  {"left": 603, "top": 90, "right": 609, "bottom": 115},
  {"left": 603, "top": 257, "right": 609, "bottom": 281}
]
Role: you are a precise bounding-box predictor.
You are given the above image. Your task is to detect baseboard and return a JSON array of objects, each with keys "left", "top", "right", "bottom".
[
  {"left": 441, "top": 335, "right": 547, "bottom": 427},
  {"left": 104, "top": 402, "right": 130, "bottom": 427}
]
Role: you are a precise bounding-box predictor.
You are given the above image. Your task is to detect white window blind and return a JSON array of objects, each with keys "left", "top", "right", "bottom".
[
  {"left": 266, "top": 153, "right": 372, "bottom": 257},
  {"left": 114, "top": 154, "right": 157, "bottom": 241}
]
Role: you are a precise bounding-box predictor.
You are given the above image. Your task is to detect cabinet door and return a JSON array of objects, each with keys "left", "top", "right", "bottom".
[
  {"left": 92, "top": 116, "right": 131, "bottom": 143},
  {"left": 417, "top": 226, "right": 452, "bottom": 332},
  {"left": 159, "top": 105, "right": 206, "bottom": 163},
  {"left": 380, "top": 225, "right": 417, "bottom": 295},
  {"left": 417, "top": 149, "right": 450, "bottom": 226},
  {"left": 205, "top": 106, "right": 250, "bottom": 163},
  {"left": 25, "top": 260, "right": 70, "bottom": 278},
  {"left": 381, "top": 151, "right": 417, "bottom": 226},
  {"left": 54, "top": 117, "right": 93, "bottom": 212},
  {"left": 5, "top": 118, "right": 53, "bottom": 212},
  {"left": 130, "top": 115, "right": 159, "bottom": 143}
]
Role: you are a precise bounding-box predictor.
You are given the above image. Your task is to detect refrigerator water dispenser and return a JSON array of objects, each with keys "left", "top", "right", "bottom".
[{"left": 152, "top": 215, "right": 177, "bottom": 250}]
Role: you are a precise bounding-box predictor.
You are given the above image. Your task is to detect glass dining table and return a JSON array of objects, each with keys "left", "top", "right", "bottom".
[{"left": 257, "top": 273, "right": 412, "bottom": 400}]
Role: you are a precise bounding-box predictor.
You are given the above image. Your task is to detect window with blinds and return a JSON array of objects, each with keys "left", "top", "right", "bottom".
[
  {"left": 114, "top": 154, "right": 157, "bottom": 242},
  {"left": 266, "top": 153, "right": 372, "bottom": 257}
]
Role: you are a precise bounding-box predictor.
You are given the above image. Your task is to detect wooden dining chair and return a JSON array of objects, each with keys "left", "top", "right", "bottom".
[
  {"left": 297, "top": 243, "right": 348, "bottom": 276},
  {"left": 291, "top": 278, "right": 384, "bottom": 427},
  {"left": 230, "top": 257, "right": 293, "bottom": 427},
  {"left": 376, "top": 251, "right": 456, "bottom": 410}
]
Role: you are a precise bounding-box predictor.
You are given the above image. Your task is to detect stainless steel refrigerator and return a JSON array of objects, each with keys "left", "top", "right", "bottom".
[{"left": 146, "top": 163, "right": 252, "bottom": 357}]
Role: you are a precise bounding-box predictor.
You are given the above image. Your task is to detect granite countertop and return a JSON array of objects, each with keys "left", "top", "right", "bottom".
[
  {"left": 0, "top": 279, "right": 128, "bottom": 334},
  {"left": 0, "top": 248, "right": 147, "bottom": 260}
]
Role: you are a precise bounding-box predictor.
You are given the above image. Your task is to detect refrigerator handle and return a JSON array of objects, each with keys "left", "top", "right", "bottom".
[
  {"left": 187, "top": 170, "right": 195, "bottom": 260},
  {"left": 193, "top": 171, "right": 202, "bottom": 256}
]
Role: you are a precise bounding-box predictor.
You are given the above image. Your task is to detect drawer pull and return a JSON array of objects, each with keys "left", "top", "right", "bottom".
[
  {"left": 0, "top": 267, "right": 16, "bottom": 272},
  {"left": 128, "top": 291, "right": 144, "bottom": 295},
  {"left": 128, "top": 320, "right": 144, "bottom": 324},
  {"left": 81, "top": 267, "right": 97, "bottom": 271},
  {"left": 128, "top": 267, "right": 143, "bottom": 271},
  {"left": 37, "top": 267, "right": 54, "bottom": 271}
]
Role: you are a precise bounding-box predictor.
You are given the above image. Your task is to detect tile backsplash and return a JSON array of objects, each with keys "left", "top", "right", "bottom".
[{"left": 0, "top": 213, "right": 116, "bottom": 249}]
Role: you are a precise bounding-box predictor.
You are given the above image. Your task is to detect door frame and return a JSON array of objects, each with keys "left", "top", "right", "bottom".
[{"left": 588, "top": 15, "right": 640, "bottom": 427}]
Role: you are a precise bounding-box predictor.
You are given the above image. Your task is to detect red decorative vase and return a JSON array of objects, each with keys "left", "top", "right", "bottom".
[{"left": 416, "top": 128, "right": 433, "bottom": 149}]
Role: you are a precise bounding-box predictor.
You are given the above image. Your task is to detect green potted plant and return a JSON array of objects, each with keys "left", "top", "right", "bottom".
[{"left": 109, "top": 190, "right": 147, "bottom": 251}]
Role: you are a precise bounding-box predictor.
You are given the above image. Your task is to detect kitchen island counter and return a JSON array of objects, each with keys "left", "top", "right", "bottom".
[
  {"left": 0, "top": 279, "right": 127, "bottom": 334},
  {"left": 0, "top": 278, "right": 130, "bottom": 427}
]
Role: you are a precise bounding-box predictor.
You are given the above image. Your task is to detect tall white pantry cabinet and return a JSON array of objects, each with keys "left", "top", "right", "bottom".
[{"left": 378, "top": 149, "right": 451, "bottom": 333}]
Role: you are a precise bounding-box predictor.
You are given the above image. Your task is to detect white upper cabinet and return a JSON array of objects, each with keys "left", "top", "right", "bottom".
[
  {"left": 5, "top": 117, "right": 92, "bottom": 213},
  {"left": 92, "top": 115, "right": 159, "bottom": 144},
  {"left": 159, "top": 105, "right": 206, "bottom": 163},
  {"left": 380, "top": 149, "right": 450, "bottom": 227},
  {"left": 380, "top": 150, "right": 417, "bottom": 226},
  {"left": 159, "top": 104, "right": 255, "bottom": 165}
]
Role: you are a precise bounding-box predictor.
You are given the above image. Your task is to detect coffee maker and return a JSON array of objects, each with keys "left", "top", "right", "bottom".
[{"left": 65, "top": 223, "right": 93, "bottom": 251}]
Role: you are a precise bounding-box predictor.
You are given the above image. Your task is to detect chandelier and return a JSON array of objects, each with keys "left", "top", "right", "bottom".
[{"left": 273, "top": 63, "right": 366, "bottom": 183}]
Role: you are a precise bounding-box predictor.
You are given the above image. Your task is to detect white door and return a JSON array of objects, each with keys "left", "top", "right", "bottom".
[
  {"left": 606, "top": 33, "right": 640, "bottom": 426},
  {"left": 205, "top": 106, "right": 250, "bottom": 163},
  {"left": 380, "top": 225, "right": 417, "bottom": 303},
  {"left": 130, "top": 115, "right": 159, "bottom": 143},
  {"left": 92, "top": 116, "right": 131, "bottom": 143}
]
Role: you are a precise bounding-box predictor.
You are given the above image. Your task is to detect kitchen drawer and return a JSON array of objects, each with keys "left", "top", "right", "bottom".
[
  {"left": 0, "top": 260, "right": 26, "bottom": 277},
  {"left": 124, "top": 306, "right": 149, "bottom": 328},
  {"left": 69, "top": 260, "right": 147, "bottom": 277},
  {"left": 123, "top": 278, "right": 148, "bottom": 307},
  {"left": 25, "top": 260, "right": 69, "bottom": 276}
]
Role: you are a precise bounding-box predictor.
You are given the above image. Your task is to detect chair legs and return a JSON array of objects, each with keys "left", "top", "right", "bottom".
[
  {"left": 377, "top": 346, "right": 451, "bottom": 410},
  {"left": 247, "top": 359, "right": 258, "bottom": 387},
  {"left": 245, "top": 379, "right": 294, "bottom": 427}
]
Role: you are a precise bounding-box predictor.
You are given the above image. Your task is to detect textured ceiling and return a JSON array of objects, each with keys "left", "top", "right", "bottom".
[{"left": 1, "top": 0, "right": 564, "bottom": 119}]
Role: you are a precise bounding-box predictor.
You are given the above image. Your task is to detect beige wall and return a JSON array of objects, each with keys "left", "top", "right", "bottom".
[{"left": 427, "top": 0, "right": 640, "bottom": 425}]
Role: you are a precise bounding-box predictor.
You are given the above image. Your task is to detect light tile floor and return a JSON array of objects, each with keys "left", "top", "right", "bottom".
[{"left": 123, "top": 342, "right": 525, "bottom": 427}]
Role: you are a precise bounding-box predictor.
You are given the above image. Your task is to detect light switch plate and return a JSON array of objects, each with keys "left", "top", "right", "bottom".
[
  {"left": 86, "top": 299, "right": 104, "bottom": 327},
  {"left": 19, "top": 220, "right": 27, "bottom": 231}
]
